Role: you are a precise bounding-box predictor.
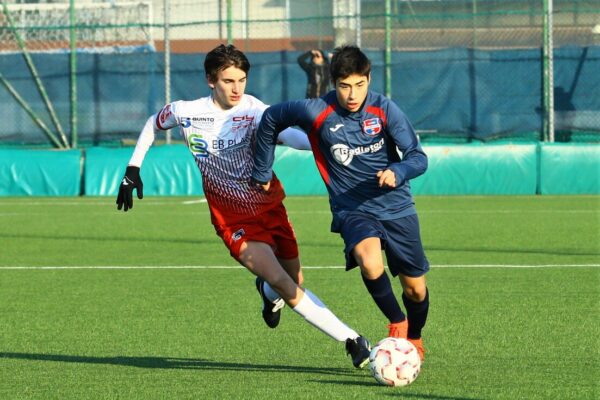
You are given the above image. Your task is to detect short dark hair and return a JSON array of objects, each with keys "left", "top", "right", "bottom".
[
  {"left": 204, "top": 44, "right": 250, "bottom": 83},
  {"left": 330, "top": 45, "right": 371, "bottom": 83}
]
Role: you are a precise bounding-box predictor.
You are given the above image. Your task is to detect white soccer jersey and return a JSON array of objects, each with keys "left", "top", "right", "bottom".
[{"left": 155, "top": 94, "right": 286, "bottom": 225}]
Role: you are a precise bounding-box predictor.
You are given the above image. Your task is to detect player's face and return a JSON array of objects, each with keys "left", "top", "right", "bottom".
[
  {"left": 208, "top": 66, "right": 247, "bottom": 110},
  {"left": 335, "top": 73, "right": 370, "bottom": 113}
]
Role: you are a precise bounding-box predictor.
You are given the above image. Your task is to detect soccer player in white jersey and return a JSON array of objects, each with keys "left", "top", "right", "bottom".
[{"left": 115, "top": 44, "right": 371, "bottom": 368}]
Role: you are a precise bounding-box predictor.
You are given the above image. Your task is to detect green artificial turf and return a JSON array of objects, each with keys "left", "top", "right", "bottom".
[{"left": 1, "top": 196, "right": 598, "bottom": 399}]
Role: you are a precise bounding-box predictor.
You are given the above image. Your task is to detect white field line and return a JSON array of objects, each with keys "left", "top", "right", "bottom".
[
  {"left": 291, "top": 210, "right": 599, "bottom": 214},
  {"left": 0, "top": 200, "right": 596, "bottom": 214},
  {"left": 181, "top": 199, "right": 207, "bottom": 204},
  {"left": 0, "top": 264, "right": 598, "bottom": 270}
]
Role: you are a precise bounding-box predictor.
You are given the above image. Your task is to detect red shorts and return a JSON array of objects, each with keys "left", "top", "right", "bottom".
[{"left": 214, "top": 202, "right": 299, "bottom": 262}]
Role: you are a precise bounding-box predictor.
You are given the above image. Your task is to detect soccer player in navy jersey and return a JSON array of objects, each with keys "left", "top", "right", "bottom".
[{"left": 252, "top": 45, "right": 430, "bottom": 361}]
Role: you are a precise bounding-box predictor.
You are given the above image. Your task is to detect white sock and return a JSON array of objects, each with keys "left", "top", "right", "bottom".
[
  {"left": 292, "top": 288, "right": 359, "bottom": 342},
  {"left": 263, "top": 281, "right": 282, "bottom": 303}
]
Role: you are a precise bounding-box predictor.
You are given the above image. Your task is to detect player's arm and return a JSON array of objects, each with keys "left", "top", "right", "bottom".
[
  {"left": 116, "top": 104, "right": 178, "bottom": 211},
  {"left": 277, "top": 127, "right": 311, "bottom": 150},
  {"left": 297, "top": 51, "right": 312, "bottom": 72},
  {"left": 115, "top": 115, "right": 156, "bottom": 211},
  {"left": 251, "top": 101, "right": 308, "bottom": 187},
  {"left": 378, "top": 102, "right": 428, "bottom": 188}
]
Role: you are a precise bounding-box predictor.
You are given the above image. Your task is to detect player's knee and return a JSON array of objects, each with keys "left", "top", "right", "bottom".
[
  {"left": 403, "top": 285, "right": 427, "bottom": 302},
  {"left": 353, "top": 239, "right": 384, "bottom": 279},
  {"left": 359, "top": 261, "right": 385, "bottom": 280}
]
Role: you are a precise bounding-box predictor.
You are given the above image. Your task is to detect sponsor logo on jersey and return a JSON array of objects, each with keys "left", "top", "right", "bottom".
[
  {"left": 232, "top": 115, "right": 254, "bottom": 122},
  {"left": 181, "top": 116, "right": 215, "bottom": 129},
  {"left": 362, "top": 118, "right": 381, "bottom": 136},
  {"left": 232, "top": 228, "right": 245, "bottom": 241},
  {"left": 211, "top": 134, "right": 251, "bottom": 151},
  {"left": 330, "top": 138, "right": 385, "bottom": 166},
  {"left": 232, "top": 115, "right": 254, "bottom": 132},
  {"left": 329, "top": 123, "right": 344, "bottom": 132},
  {"left": 189, "top": 133, "right": 209, "bottom": 158}
]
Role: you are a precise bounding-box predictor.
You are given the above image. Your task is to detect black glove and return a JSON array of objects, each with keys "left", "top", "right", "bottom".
[{"left": 116, "top": 166, "right": 143, "bottom": 212}]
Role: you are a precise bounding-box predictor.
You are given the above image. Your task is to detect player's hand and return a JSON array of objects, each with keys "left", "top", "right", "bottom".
[
  {"left": 251, "top": 177, "right": 271, "bottom": 192},
  {"left": 377, "top": 169, "right": 397, "bottom": 188},
  {"left": 311, "top": 50, "right": 324, "bottom": 64},
  {"left": 116, "top": 166, "right": 143, "bottom": 212},
  {"left": 260, "top": 181, "right": 271, "bottom": 191}
]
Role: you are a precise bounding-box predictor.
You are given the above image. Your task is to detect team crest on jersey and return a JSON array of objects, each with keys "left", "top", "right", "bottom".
[
  {"left": 362, "top": 118, "right": 381, "bottom": 136},
  {"left": 232, "top": 228, "right": 245, "bottom": 241}
]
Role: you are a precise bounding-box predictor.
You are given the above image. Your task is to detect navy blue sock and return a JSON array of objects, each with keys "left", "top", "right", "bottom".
[
  {"left": 362, "top": 271, "right": 405, "bottom": 323},
  {"left": 402, "top": 289, "right": 429, "bottom": 339}
]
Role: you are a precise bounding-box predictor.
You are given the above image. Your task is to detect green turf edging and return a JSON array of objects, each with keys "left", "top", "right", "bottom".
[
  {"left": 84, "top": 146, "right": 203, "bottom": 196},
  {"left": 413, "top": 144, "right": 538, "bottom": 195},
  {"left": 0, "top": 148, "right": 81, "bottom": 196},
  {"left": 540, "top": 143, "right": 600, "bottom": 194},
  {"left": 1, "top": 144, "right": 598, "bottom": 196}
]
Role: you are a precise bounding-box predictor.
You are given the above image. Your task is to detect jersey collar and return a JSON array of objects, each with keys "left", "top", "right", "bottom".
[{"left": 333, "top": 91, "right": 372, "bottom": 120}]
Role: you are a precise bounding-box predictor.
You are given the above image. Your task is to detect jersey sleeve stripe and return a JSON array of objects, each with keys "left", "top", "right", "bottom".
[
  {"left": 365, "top": 105, "right": 387, "bottom": 128},
  {"left": 155, "top": 114, "right": 165, "bottom": 130},
  {"left": 309, "top": 104, "right": 336, "bottom": 186}
]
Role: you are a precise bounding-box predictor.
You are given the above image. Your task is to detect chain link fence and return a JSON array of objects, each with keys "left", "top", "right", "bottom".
[{"left": 0, "top": 0, "right": 598, "bottom": 146}]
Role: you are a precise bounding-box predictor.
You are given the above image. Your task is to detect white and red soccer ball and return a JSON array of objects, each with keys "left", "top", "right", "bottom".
[{"left": 368, "top": 337, "right": 421, "bottom": 387}]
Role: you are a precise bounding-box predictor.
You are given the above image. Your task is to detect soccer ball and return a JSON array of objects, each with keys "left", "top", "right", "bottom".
[{"left": 368, "top": 337, "right": 421, "bottom": 387}]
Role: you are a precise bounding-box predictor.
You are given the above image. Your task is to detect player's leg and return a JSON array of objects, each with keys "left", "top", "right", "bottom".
[
  {"left": 397, "top": 273, "right": 428, "bottom": 361},
  {"left": 382, "top": 214, "right": 430, "bottom": 361},
  {"left": 352, "top": 237, "right": 408, "bottom": 337},
  {"left": 254, "top": 202, "right": 304, "bottom": 318},
  {"left": 270, "top": 202, "right": 304, "bottom": 286},
  {"left": 338, "top": 212, "right": 407, "bottom": 337},
  {"left": 259, "top": 239, "right": 303, "bottom": 327},
  {"left": 269, "top": 205, "right": 371, "bottom": 368},
  {"left": 240, "top": 240, "right": 297, "bottom": 329},
  {"left": 277, "top": 256, "right": 304, "bottom": 286},
  {"left": 240, "top": 240, "right": 303, "bottom": 305},
  {"left": 240, "top": 240, "right": 370, "bottom": 367},
  {"left": 213, "top": 218, "right": 290, "bottom": 328},
  {"left": 399, "top": 274, "right": 429, "bottom": 343}
]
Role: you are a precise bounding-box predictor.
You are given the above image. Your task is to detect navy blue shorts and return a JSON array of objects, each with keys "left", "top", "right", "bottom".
[{"left": 333, "top": 212, "right": 429, "bottom": 277}]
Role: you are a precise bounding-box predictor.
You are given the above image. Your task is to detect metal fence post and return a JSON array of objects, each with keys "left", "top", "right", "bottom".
[
  {"left": 543, "top": 0, "right": 555, "bottom": 142},
  {"left": 355, "top": 0, "right": 361, "bottom": 47},
  {"left": 227, "top": 0, "right": 233, "bottom": 45},
  {"left": 385, "top": 0, "right": 392, "bottom": 99},
  {"left": 69, "top": 0, "right": 77, "bottom": 148},
  {"left": 164, "top": 0, "right": 171, "bottom": 144}
]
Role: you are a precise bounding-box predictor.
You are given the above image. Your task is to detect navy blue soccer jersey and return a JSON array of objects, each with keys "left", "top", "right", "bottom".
[{"left": 252, "top": 90, "right": 428, "bottom": 221}]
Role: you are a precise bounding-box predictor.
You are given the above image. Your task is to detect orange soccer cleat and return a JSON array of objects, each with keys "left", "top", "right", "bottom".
[
  {"left": 387, "top": 320, "right": 408, "bottom": 339},
  {"left": 408, "top": 338, "right": 425, "bottom": 362}
]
